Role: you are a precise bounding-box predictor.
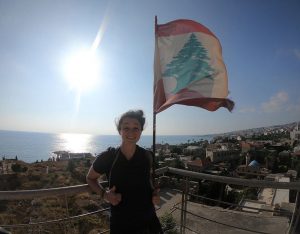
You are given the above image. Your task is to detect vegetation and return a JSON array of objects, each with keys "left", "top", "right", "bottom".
[
  {"left": 0, "top": 157, "right": 109, "bottom": 233},
  {"left": 251, "top": 131, "right": 290, "bottom": 141},
  {"left": 160, "top": 212, "right": 178, "bottom": 234}
]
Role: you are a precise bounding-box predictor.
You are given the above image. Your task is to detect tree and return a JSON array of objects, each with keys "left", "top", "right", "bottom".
[
  {"left": 160, "top": 213, "right": 178, "bottom": 234},
  {"left": 163, "top": 33, "right": 215, "bottom": 93},
  {"left": 171, "top": 146, "right": 182, "bottom": 155}
]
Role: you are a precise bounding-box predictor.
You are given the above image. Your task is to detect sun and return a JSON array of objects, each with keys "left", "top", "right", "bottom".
[{"left": 63, "top": 48, "right": 101, "bottom": 92}]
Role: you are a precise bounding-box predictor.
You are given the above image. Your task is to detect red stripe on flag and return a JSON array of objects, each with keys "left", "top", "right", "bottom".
[
  {"left": 156, "top": 19, "right": 216, "bottom": 38},
  {"left": 154, "top": 88, "right": 234, "bottom": 114},
  {"left": 154, "top": 79, "right": 166, "bottom": 112}
]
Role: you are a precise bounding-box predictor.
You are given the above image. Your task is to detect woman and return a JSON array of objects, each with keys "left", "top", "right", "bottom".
[{"left": 86, "top": 110, "right": 163, "bottom": 234}]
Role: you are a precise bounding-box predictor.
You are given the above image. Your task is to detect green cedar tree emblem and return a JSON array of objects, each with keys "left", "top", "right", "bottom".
[{"left": 163, "top": 33, "right": 215, "bottom": 94}]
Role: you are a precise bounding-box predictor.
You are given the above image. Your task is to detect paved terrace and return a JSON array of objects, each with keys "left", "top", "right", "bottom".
[{"left": 156, "top": 188, "right": 290, "bottom": 234}]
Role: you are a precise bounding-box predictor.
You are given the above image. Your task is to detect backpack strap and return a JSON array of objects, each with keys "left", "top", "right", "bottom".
[{"left": 107, "top": 147, "right": 120, "bottom": 188}]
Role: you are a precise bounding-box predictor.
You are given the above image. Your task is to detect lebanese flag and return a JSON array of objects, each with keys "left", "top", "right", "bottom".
[{"left": 154, "top": 19, "right": 234, "bottom": 113}]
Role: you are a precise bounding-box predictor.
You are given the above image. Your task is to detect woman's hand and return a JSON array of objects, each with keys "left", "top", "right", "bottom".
[
  {"left": 152, "top": 188, "right": 160, "bottom": 205},
  {"left": 104, "top": 185, "right": 122, "bottom": 206}
]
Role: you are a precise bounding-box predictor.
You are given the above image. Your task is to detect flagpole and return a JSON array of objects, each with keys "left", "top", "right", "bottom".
[
  {"left": 153, "top": 15, "right": 158, "bottom": 156},
  {"left": 152, "top": 16, "right": 158, "bottom": 189},
  {"left": 153, "top": 112, "right": 156, "bottom": 154}
]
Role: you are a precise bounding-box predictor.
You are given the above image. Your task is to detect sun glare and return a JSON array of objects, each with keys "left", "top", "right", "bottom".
[
  {"left": 59, "top": 133, "right": 92, "bottom": 153},
  {"left": 64, "top": 49, "right": 101, "bottom": 92}
]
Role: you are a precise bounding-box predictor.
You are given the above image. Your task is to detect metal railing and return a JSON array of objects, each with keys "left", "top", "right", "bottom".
[{"left": 0, "top": 166, "right": 300, "bottom": 233}]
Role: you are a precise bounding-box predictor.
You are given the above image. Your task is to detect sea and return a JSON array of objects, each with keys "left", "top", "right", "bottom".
[{"left": 0, "top": 130, "right": 214, "bottom": 163}]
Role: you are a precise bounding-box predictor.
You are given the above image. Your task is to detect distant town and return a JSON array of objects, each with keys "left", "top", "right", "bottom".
[{"left": 153, "top": 121, "right": 300, "bottom": 211}]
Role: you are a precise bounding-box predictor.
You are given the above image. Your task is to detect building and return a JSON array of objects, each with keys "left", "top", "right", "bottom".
[
  {"left": 52, "top": 151, "right": 92, "bottom": 160},
  {"left": 164, "top": 157, "right": 177, "bottom": 167},
  {"left": 236, "top": 160, "right": 270, "bottom": 177},
  {"left": 240, "top": 141, "right": 252, "bottom": 153},
  {"left": 186, "top": 159, "right": 209, "bottom": 172},
  {"left": 206, "top": 143, "right": 240, "bottom": 163},
  {"left": 0, "top": 160, "right": 13, "bottom": 174},
  {"left": 236, "top": 165, "right": 260, "bottom": 175},
  {"left": 290, "top": 122, "right": 300, "bottom": 145},
  {"left": 183, "top": 146, "right": 202, "bottom": 155}
]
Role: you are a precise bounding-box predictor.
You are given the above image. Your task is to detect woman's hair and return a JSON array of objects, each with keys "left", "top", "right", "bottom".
[{"left": 116, "top": 110, "right": 146, "bottom": 131}]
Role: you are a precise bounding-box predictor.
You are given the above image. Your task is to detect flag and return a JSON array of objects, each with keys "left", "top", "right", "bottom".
[{"left": 154, "top": 18, "right": 234, "bottom": 113}]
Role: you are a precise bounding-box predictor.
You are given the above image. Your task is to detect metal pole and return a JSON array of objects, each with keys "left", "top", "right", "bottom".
[
  {"left": 183, "top": 177, "right": 189, "bottom": 234},
  {"left": 152, "top": 16, "right": 158, "bottom": 187},
  {"left": 153, "top": 15, "right": 157, "bottom": 156},
  {"left": 287, "top": 191, "right": 298, "bottom": 234},
  {"left": 290, "top": 191, "right": 300, "bottom": 234},
  {"left": 153, "top": 112, "right": 156, "bottom": 157},
  {"left": 180, "top": 177, "right": 189, "bottom": 234},
  {"left": 180, "top": 181, "right": 185, "bottom": 234}
]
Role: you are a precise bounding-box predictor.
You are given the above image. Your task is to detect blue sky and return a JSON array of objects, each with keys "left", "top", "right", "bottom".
[{"left": 0, "top": 0, "right": 299, "bottom": 136}]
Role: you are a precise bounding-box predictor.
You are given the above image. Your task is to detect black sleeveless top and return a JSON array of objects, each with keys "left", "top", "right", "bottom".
[{"left": 92, "top": 145, "right": 155, "bottom": 228}]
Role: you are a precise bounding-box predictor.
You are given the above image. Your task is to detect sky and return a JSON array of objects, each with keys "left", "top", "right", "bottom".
[{"left": 0, "top": 0, "right": 299, "bottom": 136}]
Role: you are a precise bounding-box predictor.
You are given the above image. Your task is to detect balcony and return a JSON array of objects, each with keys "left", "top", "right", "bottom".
[{"left": 0, "top": 167, "right": 300, "bottom": 233}]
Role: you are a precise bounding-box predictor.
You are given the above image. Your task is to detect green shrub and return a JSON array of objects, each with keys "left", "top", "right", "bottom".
[{"left": 160, "top": 212, "right": 178, "bottom": 234}]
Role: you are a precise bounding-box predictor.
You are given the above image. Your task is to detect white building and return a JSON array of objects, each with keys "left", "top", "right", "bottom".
[
  {"left": 206, "top": 144, "right": 240, "bottom": 163},
  {"left": 290, "top": 122, "right": 300, "bottom": 145}
]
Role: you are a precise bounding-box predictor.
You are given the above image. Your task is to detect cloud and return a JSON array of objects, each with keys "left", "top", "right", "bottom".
[
  {"left": 238, "top": 107, "right": 256, "bottom": 113},
  {"left": 261, "top": 91, "right": 289, "bottom": 113}
]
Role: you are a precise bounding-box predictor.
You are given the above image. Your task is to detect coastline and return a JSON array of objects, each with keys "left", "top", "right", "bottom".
[{"left": 0, "top": 131, "right": 214, "bottom": 163}]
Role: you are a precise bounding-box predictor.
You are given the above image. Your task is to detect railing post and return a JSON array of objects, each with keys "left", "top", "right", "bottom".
[
  {"left": 180, "top": 180, "right": 184, "bottom": 234},
  {"left": 289, "top": 191, "right": 300, "bottom": 234},
  {"left": 180, "top": 177, "right": 189, "bottom": 234}
]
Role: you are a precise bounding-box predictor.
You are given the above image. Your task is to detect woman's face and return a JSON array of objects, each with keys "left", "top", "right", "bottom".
[{"left": 119, "top": 117, "right": 142, "bottom": 144}]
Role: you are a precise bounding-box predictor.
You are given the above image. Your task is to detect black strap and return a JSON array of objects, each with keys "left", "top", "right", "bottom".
[{"left": 108, "top": 147, "right": 120, "bottom": 188}]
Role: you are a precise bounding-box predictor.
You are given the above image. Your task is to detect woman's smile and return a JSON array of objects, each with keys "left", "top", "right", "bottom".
[{"left": 119, "top": 117, "right": 142, "bottom": 144}]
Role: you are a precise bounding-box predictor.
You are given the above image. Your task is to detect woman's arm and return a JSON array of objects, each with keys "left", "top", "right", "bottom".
[
  {"left": 86, "top": 166, "right": 122, "bottom": 205},
  {"left": 86, "top": 166, "right": 105, "bottom": 196}
]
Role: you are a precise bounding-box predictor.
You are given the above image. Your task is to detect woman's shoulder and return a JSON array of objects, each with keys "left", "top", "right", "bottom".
[
  {"left": 137, "top": 145, "right": 154, "bottom": 156},
  {"left": 136, "top": 145, "right": 154, "bottom": 162},
  {"left": 136, "top": 145, "right": 150, "bottom": 152},
  {"left": 95, "top": 147, "right": 119, "bottom": 161},
  {"left": 92, "top": 147, "right": 119, "bottom": 173}
]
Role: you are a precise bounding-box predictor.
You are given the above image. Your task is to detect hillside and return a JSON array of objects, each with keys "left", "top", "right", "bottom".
[
  {"left": 217, "top": 121, "right": 299, "bottom": 137},
  {"left": 0, "top": 157, "right": 109, "bottom": 234}
]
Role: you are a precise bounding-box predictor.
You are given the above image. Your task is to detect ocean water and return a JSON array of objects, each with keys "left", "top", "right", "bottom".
[{"left": 0, "top": 130, "right": 213, "bottom": 163}]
